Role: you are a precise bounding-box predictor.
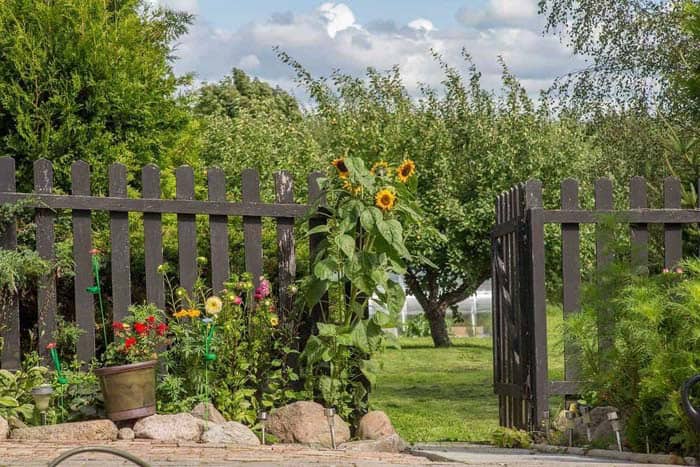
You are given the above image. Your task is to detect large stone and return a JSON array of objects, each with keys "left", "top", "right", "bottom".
[
  {"left": 268, "top": 401, "right": 350, "bottom": 448},
  {"left": 10, "top": 420, "right": 117, "bottom": 441},
  {"left": 554, "top": 406, "right": 622, "bottom": 444},
  {"left": 0, "top": 416, "right": 8, "bottom": 440},
  {"left": 191, "top": 402, "right": 227, "bottom": 425},
  {"left": 201, "top": 421, "right": 260, "bottom": 446},
  {"left": 357, "top": 411, "right": 396, "bottom": 440},
  {"left": 133, "top": 413, "right": 203, "bottom": 442},
  {"left": 118, "top": 427, "right": 135, "bottom": 440},
  {"left": 339, "top": 434, "right": 407, "bottom": 453}
]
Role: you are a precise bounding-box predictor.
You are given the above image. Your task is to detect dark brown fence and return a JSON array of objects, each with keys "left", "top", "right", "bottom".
[
  {"left": 0, "top": 157, "right": 323, "bottom": 370},
  {"left": 492, "top": 176, "right": 689, "bottom": 431}
]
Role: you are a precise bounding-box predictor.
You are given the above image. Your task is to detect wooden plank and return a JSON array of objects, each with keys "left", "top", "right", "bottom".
[
  {"left": 664, "top": 177, "right": 682, "bottom": 269},
  {"left": 109, "top": 163, "right": 131, "bottom": 322},
  {"left": 275, "top": 171, "right": 296, "bottom": 317},
  {"left": 549, "top": 380, "right": 584, "bottom": 395},
  {"left": 176, "top": 166, "right": 197, "bottom": 295},
  {"left": 208, "top": 168, "right": 230, "bottom": 294},
  {"left": 492, "top": 194, "right": 504, "bottom": 425},
  {"left": 594, "top": 178, "right": 614, "bottom": 356},
  {"left": 629, "top": 177, "right": 648, "bottom": 273},
  {"left": 542, "top": 209, "right": 700, "bottom": 224},
  {"left": 0, "top": 192, "right": 310, "bottom": 218},
  {"left": 142, "top": 165, "right": 165, "bottom": 309},
  {"left": 525, "top": 179, "right": 548, "bottom": 428},
  {"left": 0, "top": 157, "right": 20, "bottom": 369},
  {"left": 71, "top": 161, "right": 95, "bottom": 362},
  {"left": 242, "top": 169, "right": 263, "bottom": 287},
  {"left": 34, "top": 159, "right": 57, "bottom": 356},
  {"left": 510, "top": 187, "right": 522, "bottom": 429},
  {"left": 560, "top": 178, "right": 580, "bottom": 384}
]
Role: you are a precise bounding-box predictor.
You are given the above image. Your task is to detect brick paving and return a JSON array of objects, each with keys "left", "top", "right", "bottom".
[{"left": 0, "top": 440, "right": 455, "bottom": 466}]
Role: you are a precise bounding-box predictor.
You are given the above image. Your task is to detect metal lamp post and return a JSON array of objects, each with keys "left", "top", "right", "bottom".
[
  {"left": 580, "top": 405, "right": 592, "bottom": 442},
  {"left": 565, "top": 409, "right": 576, "bottom": 447},
  {"left": 324, "top": 407, "right": 336, "bottom": 449},
  {"left": 608, "top": 411, "right": 622, "bottom": 452},
  {"left": 257, "top": 411, "right": 268, "bottom": 445}
]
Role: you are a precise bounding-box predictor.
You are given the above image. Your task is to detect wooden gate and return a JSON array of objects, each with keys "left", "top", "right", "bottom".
[{"left": 492, "top": 176, "right": 693, "bottom": 432}]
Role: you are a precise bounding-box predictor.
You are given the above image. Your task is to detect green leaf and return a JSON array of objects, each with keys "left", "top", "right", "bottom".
[
  {"left": 336, "top": 234, "right": 356, "bottom": 258},
  {"left": 385, "top": 279, "right": 406, "bottom": 313},
  {"left": 360, "top": 208, "right": 375, "bottom": 231},
  {"left": 307, "top": 224, "right": 330, "bottom": 236},
  {"left": 313, "top": 259, "right": 337, "bottom": 281},
  {"left": 317, "top": 323, "right": 337, "bottom": 337},
  {"left": 350, "top": 322, "right": 369, "bottom": 352},
  {"left": 0, "top": 396, "right": 19, "bottom": 408},
  {"left": 360, "top": 359, "right": 379, "bottom": 387},
  {"left": 305, "top": 279, "right": 328, "bottom": 306}
]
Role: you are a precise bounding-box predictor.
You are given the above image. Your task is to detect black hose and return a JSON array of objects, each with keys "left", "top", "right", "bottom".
[
  {"left": 48, "top": 446, "right": 151, "bottom": 467},
  {"left": 681, "top": 375, "right": 700, "bottom": 433}
]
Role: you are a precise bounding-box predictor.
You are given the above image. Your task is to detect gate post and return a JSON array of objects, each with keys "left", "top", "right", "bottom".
[{"left": 525, "top": 180, "right": 548, "bottom": 431}]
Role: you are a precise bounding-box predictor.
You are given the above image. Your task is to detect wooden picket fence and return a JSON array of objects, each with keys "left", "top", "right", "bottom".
[
  {"left": 491, "top": 176, "right": 691, "bottom": 431},
  {"left": 0, "top": 157, "right": 325, "bottom": 370}
]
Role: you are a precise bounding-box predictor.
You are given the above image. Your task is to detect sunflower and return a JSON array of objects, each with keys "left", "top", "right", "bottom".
[
  {"left": 370, "top": 160, "right": 389, "bottom": 176},
  {"left": 332, "top": 158, "right": 349, "bottom": 179},
  {"left": 205, "top": 296, "right": 223, "bottom": 316},
  {"left": 375, "top": 188, "right": 396, "bottom": 211},
  {"left": 396, "top": 159, "right": 416, "bottom": 183},
  {"left": 342, "top": 180, "right": 362, "bottom": 196}
]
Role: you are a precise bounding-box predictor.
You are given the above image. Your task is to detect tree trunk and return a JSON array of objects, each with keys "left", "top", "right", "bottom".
[{"left": 426, "top": 307, "right": 452, "bottom": 347}]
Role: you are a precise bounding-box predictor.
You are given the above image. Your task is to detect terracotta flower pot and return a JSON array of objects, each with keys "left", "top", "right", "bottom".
[{"left": 95, "top": 360, "right": 157, "bottom": 421}]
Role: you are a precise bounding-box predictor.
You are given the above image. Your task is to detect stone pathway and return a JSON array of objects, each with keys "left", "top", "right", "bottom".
[{"left": 0, "top": 440, "right": 455, "bottom": 466}]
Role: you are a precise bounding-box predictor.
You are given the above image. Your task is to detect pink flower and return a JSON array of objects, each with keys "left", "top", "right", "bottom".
[
  {"left": 254, "top": 291, "right": 264, "bottom": 301},
  {"left": 233, "top": 296, "right": 242, "bottom": 305},
  {"left": 46, "top": 342, "right": 56, "bottom": 350},
  {"left": 89, "top": 248, "right": 100, "bottom": 255},
  {"left": 257, "top": 278, "right": 271, "bottom": 298},
  {"left": 675, "top": 267, "right": 684, "bottom": 274},
  {"left": 663, "top": 268, "right": 670, "bottom": 273}
]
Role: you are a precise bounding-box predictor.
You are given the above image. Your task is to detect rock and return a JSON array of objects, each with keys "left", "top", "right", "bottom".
[
  {"left": 118, "top": 427, "right": 135, "bottom": 440},
  {"left": 0, "top": 416, "right": 8, "bottom": 440},
  {"left": 554, "top": 406, "right": 622, "bottom": 444},
  {"left": 191, "top": 402, "right": 227, "bottom": 425},
  {"left": 339, "top": 434, "right": 407, "bottom": 453},
  {"left": 268, "top": 401, "right": 350, "bottom": 448},
  {"left": 7, "top": 416, "right": 27, "bottom": 430},
  {"left": 357, "top": 411, "right": 396, "bottom": 440},
  {"left": 133, "top": 413, "right": 203, "bottom": 442},
  {"left": 201, "top": 421, "right": 260, "bottom": 446},
  {"left": 11, "top": 420, "right": 118, "bottom": 441}
]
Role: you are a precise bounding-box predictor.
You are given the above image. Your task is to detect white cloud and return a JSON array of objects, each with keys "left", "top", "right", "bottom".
[
  {"left": 167, "top": 2, "right": 583, "bottom": 99},
  {"left": 148, "top": 0, "right": 198, "bottom": 13}
]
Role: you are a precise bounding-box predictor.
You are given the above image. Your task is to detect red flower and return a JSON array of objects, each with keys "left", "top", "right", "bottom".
[
  {"left": 112, "top": 322, "right": 125, "bottom": 331},
  {"left": 89, "top": 248, "right": 100, "bottom": 255},
  {"left": 146, "top": 316, "right": 155, "bottom": 325},
  {"left": 134, "top": 322, "right": 148, "bottom": 335},
  {"left": 124, "top": 337, "right": 137, "bottom": 350},
  {"left": 156, "top": 322, "right": 168, "bottom": 336},
  {"left": 46, "top": 342, "right": 56, "bottom": 350}
]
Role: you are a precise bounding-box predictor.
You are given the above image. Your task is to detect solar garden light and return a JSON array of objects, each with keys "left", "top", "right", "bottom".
[
  {"left": 31, "top": 384, "right": 53, "bottom": 425},
  {"left": 324, "top": 407, "right": 336, "bottom": 449},
  {"left": 565, "top": 409, "right": 576, "bottom": 447},
  {"left": 542, "top": 410, "right": 550, "bottom": 442},
  {"left": 580, "top": 405, "right": 592, "bottom": 442},
  {"left": 607, "top": 411, "right": 622, "bottom": 452},
  {"left": 257, "top": 411, "right": 268, "bottom": 445}
]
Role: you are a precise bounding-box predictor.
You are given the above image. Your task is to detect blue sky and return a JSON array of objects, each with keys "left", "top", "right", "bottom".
[{"left": 154, "top": 1, "right": 583, "bottom": 98}]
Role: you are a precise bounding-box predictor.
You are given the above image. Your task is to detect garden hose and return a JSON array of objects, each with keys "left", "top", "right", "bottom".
[{"left": 48, "top": 446, "right": 151, "bottom": 467}]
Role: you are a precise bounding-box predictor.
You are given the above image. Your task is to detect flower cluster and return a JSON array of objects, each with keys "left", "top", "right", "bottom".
[
  {"left": 331, "top": 157, "right": 416, "bottom": 212},
  {"left": 102, "top": 304, "right": 169, "bottom": 366}
]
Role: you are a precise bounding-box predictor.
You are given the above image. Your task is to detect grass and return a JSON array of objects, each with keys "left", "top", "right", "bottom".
[{"left": 370, "top": 306, "right": 565, "bottom": 443}]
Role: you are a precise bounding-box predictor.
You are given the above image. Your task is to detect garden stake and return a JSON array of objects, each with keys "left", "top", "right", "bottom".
[
  {"left": 324, "top": 407, "right": 336, "bottom": 449},
  {"left": 543, "top": 409, "right": 550, "bottom": 443},
  {"left": 47, "top": 344, "right": 67, "bottom": 420},
  {"left": 580, "top": 405, "right": 592, "bottom": 442},
  {"left": 607, "top": 411, "right": 622, "bottom": 452},
  {"left": 258, "top": 411, "right": 268, "bottom": 444},
  {"left": 565, "top": 410, "right": 575, "bottom": 447},
  {"left": 87, "top": 250, "right": 108, "bottom": 347},
  {"left": 202, "top": 318, "right": 217, "bottom": 429}
]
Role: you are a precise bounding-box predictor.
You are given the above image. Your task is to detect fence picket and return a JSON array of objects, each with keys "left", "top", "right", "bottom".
[
  {"left": 242, "top": 169, "right": 263, "bottom": 287},
  {"left": 0, "top": 157, "right": 19, "bottom": 369},
  {"left": 664, "top": 177, "right": 682, "bottom": 269},
  {"left": 630, "top": 177, "right": 648, "bottom": 273},
  {"left": 71, "top": 161, "right": 95, "bottom": 361},
  {"left": 208, "top": 168, "right": 230, "bottom": 294},
  {"left": 34, "top": 159, "right": 57, "bottom": 356},
  {"left": 302, "top": 172, "right": 327, "bottom": 347},
  {"left": 176, "top": 166, "right": 197, "bottom": 295},
  {"left": 275, "top": 171, "right": 296, "bottom": 317},
  {"left": 560, "top": 178, "right": 580, "bottom": 384},
  {"left": 142, "top": 165, "right": 165, "bottom": 308},
  {"left": 109, "top": 163, "right": 131, "bottom": 322}
]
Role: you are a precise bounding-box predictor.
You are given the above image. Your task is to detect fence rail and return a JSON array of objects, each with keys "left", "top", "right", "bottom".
[
  {"left": 0, "top": 157, "right": 322, "bottom": 370},
  {"left": 492, "top": 176, "right": 694, "bottom": 431}
]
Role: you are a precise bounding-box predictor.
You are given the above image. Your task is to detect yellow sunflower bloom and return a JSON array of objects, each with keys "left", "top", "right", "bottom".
[
  {"left": 187, "top": 309, "right": 201, "bottom": 318},
  {"left": 342, "top": 180, "right": 362, "bottom": 196},
  {"left": 332, "top": 158, "right": 349, "bottom": 179},
  {"left": 375, "top": 188, "right": 396, "bottom": 211},
  {"left": 370, "top": 160, "right": 389, "bottom": 176},
  {"left": 396, "top": 159, "right": 416, "bottom": 183},
  {"left": 205, "top": 296, "right": 223, "bottom": 316}
]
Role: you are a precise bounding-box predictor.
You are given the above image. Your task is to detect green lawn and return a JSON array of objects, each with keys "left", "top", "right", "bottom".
[{"left": 370, "top": 307, "right": 564, "bottom": 443}]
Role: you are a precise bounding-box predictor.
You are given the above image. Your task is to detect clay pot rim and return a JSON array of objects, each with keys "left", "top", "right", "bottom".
[{"left": 94, "top": 359, "right": 157, "bottom": 376}]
